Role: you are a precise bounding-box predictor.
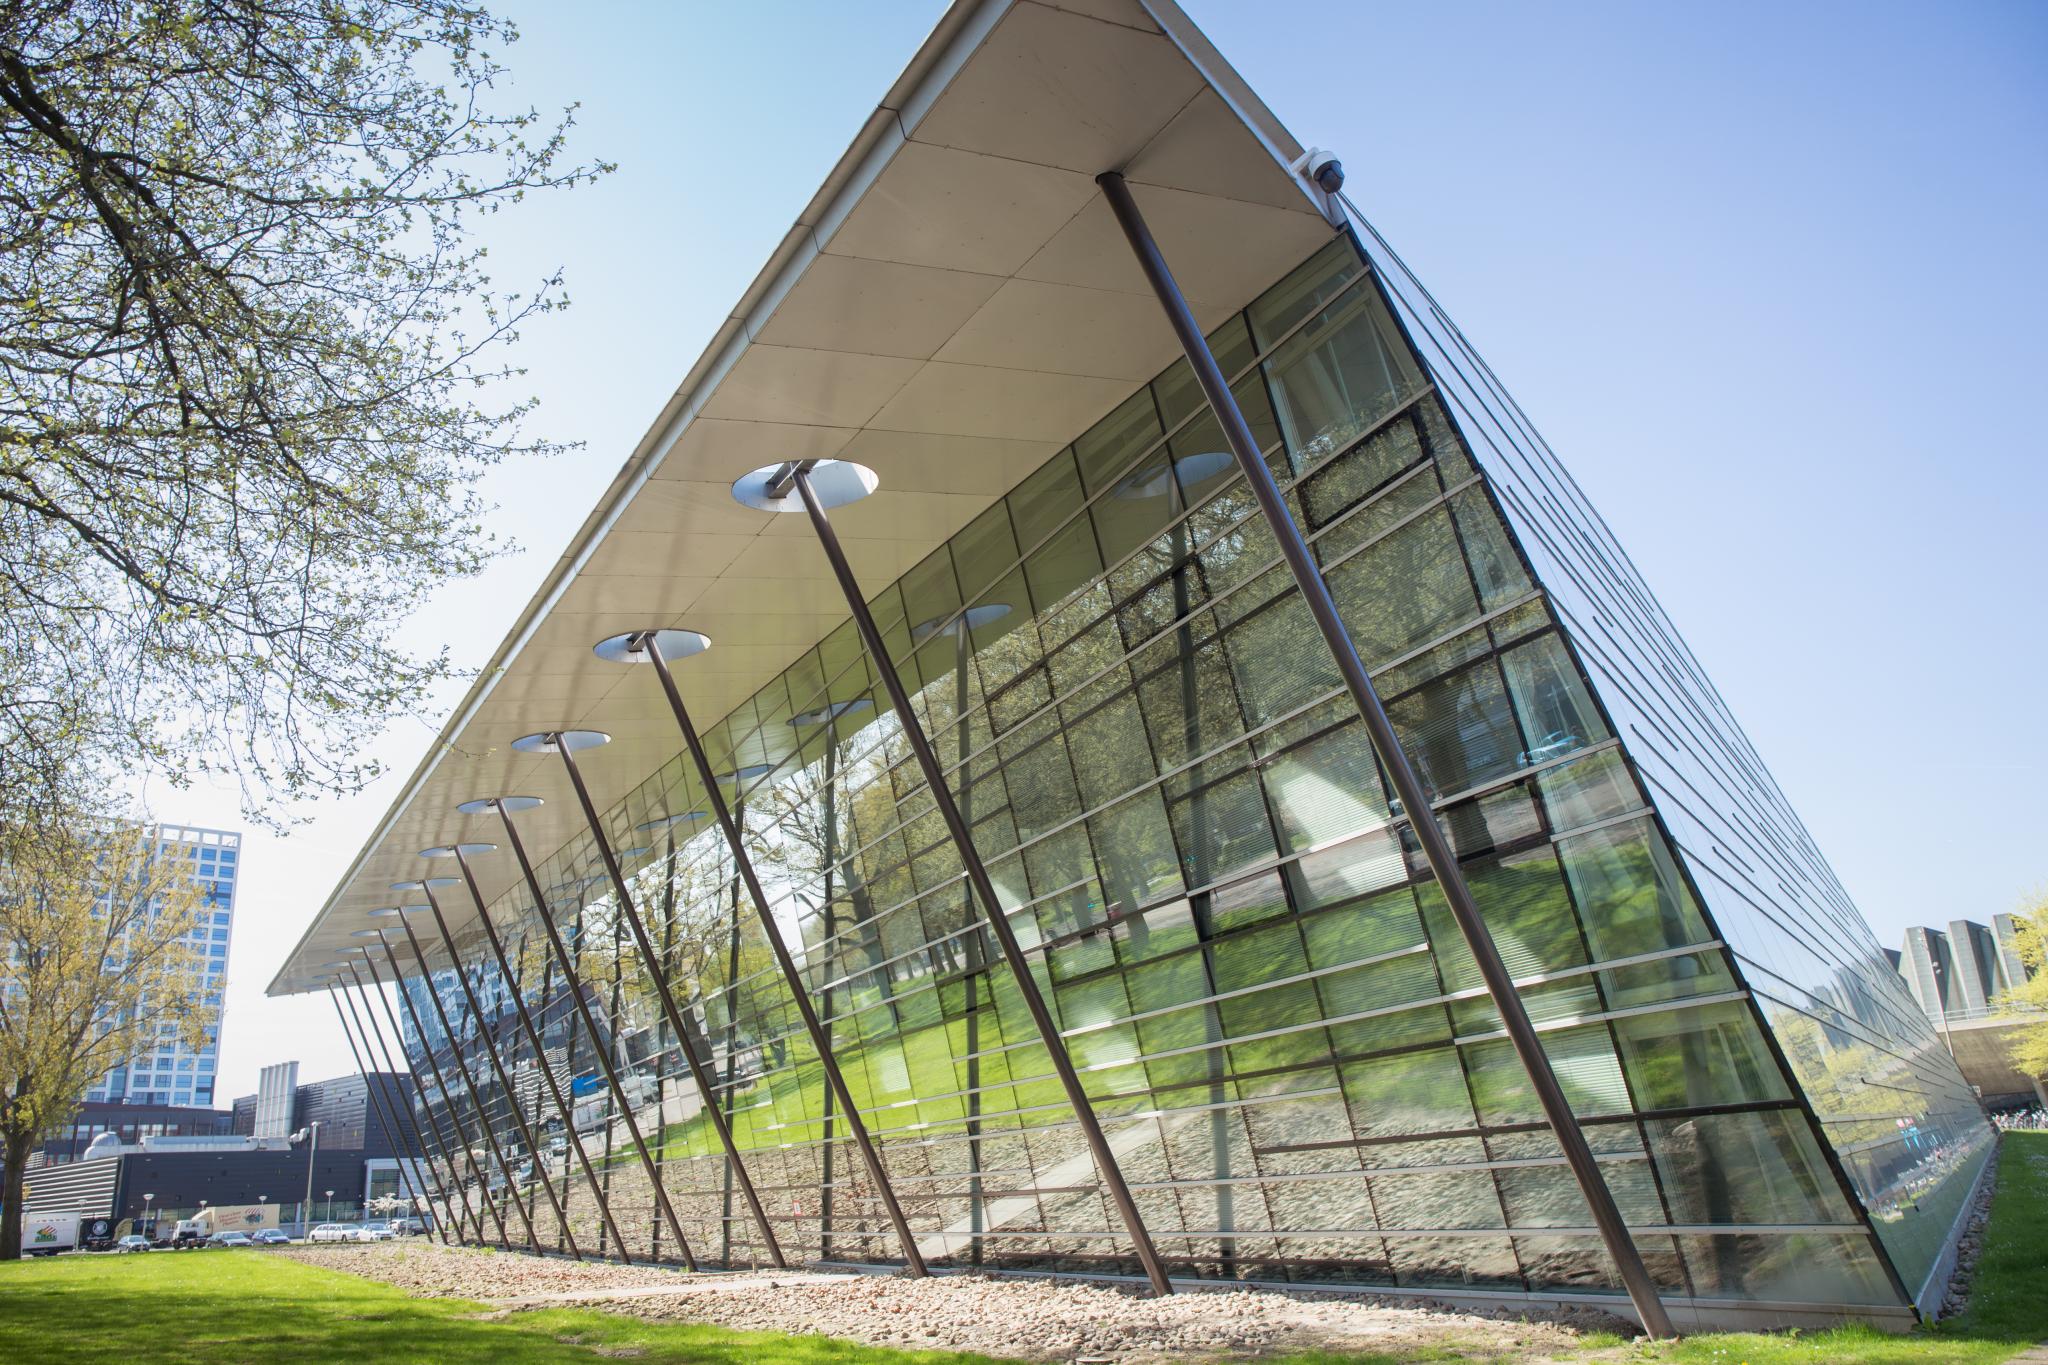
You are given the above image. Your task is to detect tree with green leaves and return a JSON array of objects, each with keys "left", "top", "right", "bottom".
[
  {"left": 0, "top": 0, "right": 606, "bottom": 815},
  {"left": 0, "top": 818, "right": 210, "bottom": 1259},
  {"left": 1999, "top": 889, "right": 2048, "bottom": 1081}
]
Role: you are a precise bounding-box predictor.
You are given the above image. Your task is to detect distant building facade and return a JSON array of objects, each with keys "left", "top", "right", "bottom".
[
  {"left": 229, "top": 1068, "right": 417, "bottom": 1159},
  {"left": 38, "top": 1099, "right": 236, "bottom": 1165},
  {"left": 82, "top": 823, "right": 241, "bottom": 1108},
  {"left": 1892, "top": 916, "right": 2043, "bottom": 1109},
  {"left": 1897, "top": 917, "right": 2035, "bottom": 1024},
  {"left": 27, "top": 1067, "right": 424, "bottom": 1231}
]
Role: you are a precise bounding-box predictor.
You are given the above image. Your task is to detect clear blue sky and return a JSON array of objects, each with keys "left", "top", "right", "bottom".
[{"left": 174, "top": 1, "right": 2047, "bottom": 1103}]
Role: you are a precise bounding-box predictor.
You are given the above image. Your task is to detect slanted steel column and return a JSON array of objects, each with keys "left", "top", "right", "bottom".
[
  {"left": 415, "top": 879, "right": 585, "bottom": 1259},
  {"left": 395, "top": 910, "right": 539, "bottom": 1251},
  {"left": 381, "top": 927, "right": 508, "bottom": 1248},
  {"left": 602, "top": 633, "right": 928, "bottom": 1276},
  {"left": 469, "top": 796, "right": 700, "bottom": 1270},
  {"left": 781, "top": 473, "right": 1172, "bottom": 1295},
  {"left": 328, "top": 982, "right": 428, "bottom": 1226},
  {"left": 357, "top": 944, "right": 471, "bottom": 1245},
  {"left": 1096, "top": 169, "right": 1675, "bottom": 1338},
  {"left": 437, "top": 844, "right": 638, "bottom": 1262},
  {"left": 514, "top": 729, "right": 789, "bottom": 1271},
  {"left": 342, "top": 957, "right": 462, "bottom": 1244}
]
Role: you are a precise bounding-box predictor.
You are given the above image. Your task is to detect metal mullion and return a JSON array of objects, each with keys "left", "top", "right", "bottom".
[
  {"left": 1664, "top": 817, "right": 1941, "bottom": 1053},
  {"left": 713, "top": 277, "right": 1398, "bottom": 809},
  {"left": 546, "top": 739, "right": 791, "bottom": 1270},
  {"left": 329, "top": 982, "right": 429, "bottom": 1232},
  {"left": 778, "top": 455, "right": 1468, "bottom": 894},
  {"left": 993, "top": 891, "right": 1722, "bottom": 1074},
  {"left": 424, "top": 886, "right": 584, "bottom": 1259},
  {"left": 1739, "top": 973, "right": 1978, "bottom": 1101},
  {"left": 1262, "top": 1097, "right": 1810, "bottom": 1157},
  {"left": 773, "top": 469, "right": 1490, "bottom": 928},
  {"left": 361, "top": 960, "right": 471, "bottom": 1246},
  {"left": 396, "top": 913, "right": 538, "bottom": 1252},
  {"left": 383, "top": 931, "right": 511, "bottom": 1247},
  {"left": 1064, "top": 966, "right": 1746, "bottom": 1078},
  {"left": 1257, "top": 211, "right": 1703, "bottom": 1333},
  {"left": 811, "top": 933, "right": 1431, "bottom": 1055},
  {"left": 790, "top": 467, "right": 1173, "bottom": 1294},
  {"left": 342, "top": 965, "right": 450, "bottom": 1244},
  {"left": 1351, "top": 219, "right": 1733, "bottom": 755},
  {"left": 1545, "top": 585, "right": 1823, "bottom": 891},
  {"left": 450, "top": 850, "right": 638, "bottom": 1263},
  {"left": 1450, "top": 990, "right": 1751, "bottom": 1047},
  {"left": 712, "top": 390, "right": 1440, "bottom": 900},
  {"left": 1126, "top": 1146, "right": 1652, "bottom": 1190},
  {"left": 535, "top": 293, "right": 1427, "bottom": 995},
  {"left": 613, "top": 652, "right": 931, "bottom": 1274},
  {"left": 920, "top": 1220, "right": 1866, "bottom": 1239},
  {"left": 349, "top": 953, "right": 466, "bottom": 1245}
]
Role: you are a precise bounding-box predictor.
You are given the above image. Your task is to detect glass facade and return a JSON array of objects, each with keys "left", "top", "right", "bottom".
[
  {"left": 395, "top": 234, "right": 1985, "bottom": 1311},
  {"left": 87, "top": 824, "right": 237, "bottom": 1109}
]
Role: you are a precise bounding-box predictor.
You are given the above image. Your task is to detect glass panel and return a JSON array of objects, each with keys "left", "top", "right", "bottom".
[{"left": 426, "top": 229, "right": 1927, "bottom": 1311}]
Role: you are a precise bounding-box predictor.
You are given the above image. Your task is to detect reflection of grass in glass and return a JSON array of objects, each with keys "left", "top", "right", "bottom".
[{"left": 641, "top": 837, "right": 1750, "bottom": 1169}]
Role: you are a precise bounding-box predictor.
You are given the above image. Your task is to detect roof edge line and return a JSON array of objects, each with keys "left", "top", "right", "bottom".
[{"left": 265, "top": 0, "right": 1021, "bottom": 997}]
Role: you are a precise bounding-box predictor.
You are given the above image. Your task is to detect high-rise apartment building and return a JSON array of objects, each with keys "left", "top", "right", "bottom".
[
  {"left": 85, "top": 823, "right": 240, "bottom": 1108},
  {"left": 270, "top": 0, "right": 1988, "bottom": 1331}
]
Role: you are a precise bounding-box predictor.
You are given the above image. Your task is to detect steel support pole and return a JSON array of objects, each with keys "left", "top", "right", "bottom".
[
  {"left": 328, "top": 984, "right": 426, "bottom": 1228},
  {"left": 358, "top": 946, "right": 476, "bottom": 1246},
  {"left": 342, "top": 969, "right": 454, "bottom": 1237},
  {"left": 1095, "top": 169, "right": 1674, "bottom": 1338},
  {"left": 546, "top": 740, "right": 791, "bottom": 1271},
  {"left": 343, "top": 961, "right": 462, "bottom": 1244},
  {"left": 486, "top": 802, "right": 701, "bottom": 1270},
  {"left": 450, "top": 849, "right": 639, "bottom": 1262},
  {"left": 787, "top": 472, "right": 1172, "bottom": 1295},
  {"left": 381, "top": 928, "right": 508, "bottom": 1248},
  {"left": 632, "top": 639, "right": 929, "bottom": 1277},
  {"left": 419, "top": 885, "right": 585, "bottom": 1259},
  {"left": 397, "top": 912, "right": 539, "bottom": 1252}
]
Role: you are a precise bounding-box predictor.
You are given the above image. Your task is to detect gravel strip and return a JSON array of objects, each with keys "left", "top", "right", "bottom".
[{"left": 270, "top": 1241, "right": 1629, "bottom": 1362}]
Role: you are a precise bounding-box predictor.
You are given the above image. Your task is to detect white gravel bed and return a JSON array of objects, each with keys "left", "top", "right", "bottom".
[{"left": 272, "top": 1241, "right": 1629, "bottom": 1361}]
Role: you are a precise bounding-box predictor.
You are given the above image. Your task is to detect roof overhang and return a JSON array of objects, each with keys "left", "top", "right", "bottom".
[{"left": 270, "top": 0, "right": 1342, "bottom": 995}]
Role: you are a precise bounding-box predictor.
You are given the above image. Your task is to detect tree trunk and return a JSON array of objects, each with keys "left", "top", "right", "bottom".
[{"left": 0, "top": 1127, "right": 30, "bottom": 1261}]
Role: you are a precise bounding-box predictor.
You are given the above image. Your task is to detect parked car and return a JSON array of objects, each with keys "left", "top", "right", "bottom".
[
  {"left": 391, "top": 1217, "right": 426, "bottom": 1237},
  {"left": 206, "top": 1231, "right": 254, "bottom": 1248},
  {"left": 251, "top": 1229, "right": 291, "bottom": 1245},
  {"left": 114, "top": 1235, "right": 153, "bottom": 1253},
  {"left": 307, "top": 1223, "right": 355, "bottom": 1243},
  {"left": 353, "top": 1222, "right": 398, "bottom": 1243}
]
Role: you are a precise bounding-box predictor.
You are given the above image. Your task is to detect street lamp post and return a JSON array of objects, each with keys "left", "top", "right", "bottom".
[
  {"left": 294, "top": 1120, "right": 320, "bottom": 1237},
  {"left": 142, "top": 1192, "right": 154, "bottom": 1240}
]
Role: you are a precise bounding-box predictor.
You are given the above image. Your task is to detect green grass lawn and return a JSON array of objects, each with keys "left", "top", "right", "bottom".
[
  {"left": 1612, "top": 1130, "right": 2048, "bottom": 1365},
  {"left": 3, "top": 1133, "right": 2043, "bottom": 1364},
  {"left": 0, "top": 1249, "right": 1009, "bottom": 1365}
]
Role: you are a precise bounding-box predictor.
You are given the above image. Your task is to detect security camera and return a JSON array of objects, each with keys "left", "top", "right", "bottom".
[{"left": 1291, "top": 146, "right": 1345, "bottom": 196}]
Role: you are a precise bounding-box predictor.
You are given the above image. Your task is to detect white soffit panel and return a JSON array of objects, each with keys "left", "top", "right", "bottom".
[{"left": 271, "top": 0, "right": 1338, "bottom": 995}]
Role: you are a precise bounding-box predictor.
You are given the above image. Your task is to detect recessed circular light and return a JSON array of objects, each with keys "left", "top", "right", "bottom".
[
  {"left": 731, "top": 459, "right": 877, "bottom": 513},
  {"left": 511, "top": 730, "right": 611, "bottom": 754},
  {"left": 592, "top": 629, "right": 711, "bottom": 665}
]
